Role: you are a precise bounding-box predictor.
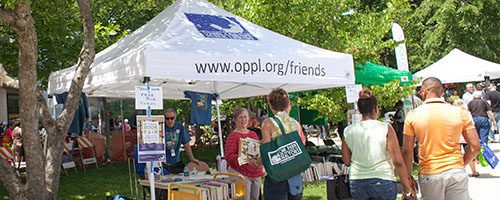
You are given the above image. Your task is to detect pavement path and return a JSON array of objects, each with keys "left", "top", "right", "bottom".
[
  {"left": 467, "top": 142, "right": 500, "bottom": 200},
  {"left": 309, "top": 137, "right": 500, "bottom": 199}
]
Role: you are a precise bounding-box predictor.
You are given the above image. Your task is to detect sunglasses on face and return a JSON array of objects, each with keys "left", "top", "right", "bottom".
[{"left": 165, "top": 117, "right": 175, "bottom": 120}]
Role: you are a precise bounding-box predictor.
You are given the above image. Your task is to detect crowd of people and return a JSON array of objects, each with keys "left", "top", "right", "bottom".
[
  {"left": 341, "top": 77, "right": 496, "bottom": 200},
  {"left": 0, "top": 120, "right": 23, "bottom": 163},
  {"left": 2, "top": 77, "right": 488, "bottom": 200},
  {"left": 137, "top": 77, "right": 493, "bottom": 200}
]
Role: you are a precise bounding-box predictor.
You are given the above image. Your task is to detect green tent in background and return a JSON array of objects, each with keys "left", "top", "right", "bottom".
[
  {"left": 268, "top": 62, "right": 411, "bottom": 125},
  {"left": 355, "top": 62, "right": 412, "bottom": 86},
  {"left": 267, "top": 92, "right": 328, "bottom": 125}
]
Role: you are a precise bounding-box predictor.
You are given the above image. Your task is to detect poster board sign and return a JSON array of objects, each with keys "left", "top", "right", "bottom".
[
  {"left": 135, "top": 86, "right": 163, "bottom": 110},
  {"left": 347, "top": 109, "right": 362, "bottom": 125},
  {"left": 345, "top": 84, "right": 363, "bottom": 103},
  {"left": 137, "top": 115, "right": 166, "bottom": 163}
]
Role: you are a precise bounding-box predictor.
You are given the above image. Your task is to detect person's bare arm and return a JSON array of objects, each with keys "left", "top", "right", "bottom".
[
  {"left": 387, "top": 125, "right": 415, "bottom": 197},
  {"left": 487, "top": 111, "right": 496, "bottom": 128},
  {"left": 257, "top": 119, "right": 274, "bottom": 164},
  {"left": 341, "top": 138, "right": 351, "bottom": 167},
  {"left": 184, "top": 143, "right": 200, "bottom": 164},
  {"left": 462, "top": 128, "right": 480, "bottom": 165},
  {"left": 261, "top": 119, "right": 273, "bottom": 144},
  {"left": 402, "top": 135, "right": 415, "bottom": 176}
]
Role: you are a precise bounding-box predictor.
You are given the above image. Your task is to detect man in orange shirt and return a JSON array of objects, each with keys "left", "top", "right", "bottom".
[{"left": 403, "top": 77, "right": 480, "bottom": 200}]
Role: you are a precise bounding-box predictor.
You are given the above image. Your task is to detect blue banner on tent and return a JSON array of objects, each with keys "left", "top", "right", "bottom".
[{"left": 185, "top": 13, "right": 257, "bottom": 41}]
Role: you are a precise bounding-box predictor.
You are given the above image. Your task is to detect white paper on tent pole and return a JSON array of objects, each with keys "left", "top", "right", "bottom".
[
  {"left": 135, "top": 86, "right": 163, "bottom": 110},
  {"left": 414, "top": 49, "right": 500, "bottom": 84},
  {"left": 345, "top": 84, "right": 362, "bottom": 103}
]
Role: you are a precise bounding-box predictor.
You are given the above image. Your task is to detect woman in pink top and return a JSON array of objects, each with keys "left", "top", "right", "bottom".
[{"left": 225, "top": 107, "right": 264, "bottom": 200}]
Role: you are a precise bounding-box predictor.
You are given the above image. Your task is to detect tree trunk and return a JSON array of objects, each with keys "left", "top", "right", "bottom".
[
  {"left": 12, "top": 2, "right": 46, "bottom": 199},
  {"left": 0, "top": 1, "right": 95, "bottom": 199}
]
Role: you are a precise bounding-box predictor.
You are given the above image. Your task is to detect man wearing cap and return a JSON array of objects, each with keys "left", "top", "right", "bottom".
[
  {"left": 468, "top": 91, "right": 496, "bottom": 144},
  {"left": 485, "top": 84, "right": 500, "bottom": 142}
]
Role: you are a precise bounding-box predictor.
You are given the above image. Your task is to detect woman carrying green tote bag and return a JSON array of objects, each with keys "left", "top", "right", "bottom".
[{"left": 260, "top": 89, "right": 309, "bottom": 200}]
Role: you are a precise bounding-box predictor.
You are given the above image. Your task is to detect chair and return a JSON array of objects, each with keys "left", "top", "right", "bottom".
[
  {"left": 61, "top": 140, "right": 78, "bottom": 175},
  {"left": 76, "top": 136, "right": 99, "bottom": 170},
  {"left": 0, "top": 147, "right": 14, "bottom": 165},
  {"left": 306, "top": 141, "right": 321, "bottom": 156},
  {"left": 323, "top": 139, "right": 341, "bottom": 155},
  {"left": 323, "top": 139, "right": 343, "bottom": 170}
]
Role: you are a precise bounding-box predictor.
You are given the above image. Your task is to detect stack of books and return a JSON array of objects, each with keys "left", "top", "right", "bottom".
[
  {"left": 301, "top": 161, "right": 338, "bottom": 182},
  {"left": 174, "top": 179, "right": 239, "bottom": 200}
]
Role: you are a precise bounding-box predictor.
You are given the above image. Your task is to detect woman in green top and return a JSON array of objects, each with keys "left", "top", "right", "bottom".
[{"left": 342, "top": 89, "right": 416, "bottom": 200}]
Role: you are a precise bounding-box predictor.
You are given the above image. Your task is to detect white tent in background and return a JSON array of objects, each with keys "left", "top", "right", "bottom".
[
  {"left": 48, "top": 0, "right": 355, "bottom": 157},
  {"left": 414, "top": 49, "right": 500, "bottom": 84}
]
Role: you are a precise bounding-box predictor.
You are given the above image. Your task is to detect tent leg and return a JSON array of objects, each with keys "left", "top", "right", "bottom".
[
  {"left": 132, "top": 157, "right": 139, "bottom": 200},
  {"left": 128, "top": 157, "right": 134, "bottom": 198},
  {"left": 215, "top": 97, "right": 224, "bottom": 157},
  {"left": 121, "top": 100, "right": 126, "bottom": 161}
]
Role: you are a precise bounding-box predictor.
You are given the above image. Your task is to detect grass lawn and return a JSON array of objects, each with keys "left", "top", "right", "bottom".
[
  {"left": 0, "top": 146, "right": 419, "bottom": 199},
  {"left": 0, "top": 163, "right": 132, "bottom": 199}
]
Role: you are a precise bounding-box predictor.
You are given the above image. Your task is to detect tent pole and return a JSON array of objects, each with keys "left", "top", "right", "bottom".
[
  {"left": 121, "top": 100, "right": 126, "bottom": 160},
  {"left": 121, "top": 99, "right": 133, "bottom": 197},
  {"left": 216, "top": 96, "right": 224, "bottom": 157},
  {"left": 144, "top": 80, "right": 156, "bottom": 200},
  {"left": 101, "top": 97, "right": 111, "bottom": 162}
]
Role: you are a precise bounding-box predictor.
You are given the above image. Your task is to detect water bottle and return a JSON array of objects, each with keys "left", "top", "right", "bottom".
[
  {"left": 216, "top": 155, "right": 222, "bottom": 171},
  {"left": 219, "top": 157, "right": 227, "bottom": 172},
  {"left": 183, "top": 166, "right": 189, "bottom": 177}
]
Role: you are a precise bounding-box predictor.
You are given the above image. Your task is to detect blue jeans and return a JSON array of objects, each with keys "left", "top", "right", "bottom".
[
  {"left": 350, "top": 178, "right": 397, "bottom": 200},
  {"left": 473, "top": 117, "right": 490, "bottom": 144},
  {"left": 263, "top": 176, "right": 302, "bottom": 200},
  {"left": 489, "top": 112, "right": 500, "bottom": 141}
]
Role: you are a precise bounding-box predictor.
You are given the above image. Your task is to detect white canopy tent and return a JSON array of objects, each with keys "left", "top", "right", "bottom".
[
  {"left": 414, "top": 49, "right": 500, "bottom": 84},
  {"left": 48, "top": 0, "right": 355, "bottom": 158}
]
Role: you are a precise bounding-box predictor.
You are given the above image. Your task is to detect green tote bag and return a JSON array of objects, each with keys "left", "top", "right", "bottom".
[{"left": 260, "top": 117, "right": 312, "bottom": 183}]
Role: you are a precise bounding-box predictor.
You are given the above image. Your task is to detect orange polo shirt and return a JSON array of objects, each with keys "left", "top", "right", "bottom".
[{"left": 404, "top": 98, "right": 475, "bottom": 175}]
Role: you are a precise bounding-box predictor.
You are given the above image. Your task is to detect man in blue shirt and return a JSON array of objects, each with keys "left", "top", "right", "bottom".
[{"left": 164, "top": 108, "right": 200, "bottom": 166}]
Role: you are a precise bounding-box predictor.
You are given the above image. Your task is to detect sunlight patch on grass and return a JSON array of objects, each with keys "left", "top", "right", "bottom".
[{"left": 70, "top": 195, "right": 86, "bottom": 199}]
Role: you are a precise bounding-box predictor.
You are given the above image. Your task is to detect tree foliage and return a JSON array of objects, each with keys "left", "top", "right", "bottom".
[
  {"left": 0, "top": 0, "right": 496, "bottom": 125},
  {"left": 368, "top": 80, "right": 416, "bottom": 111}
]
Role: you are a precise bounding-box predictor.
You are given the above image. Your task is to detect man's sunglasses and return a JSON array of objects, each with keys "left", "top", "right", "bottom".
[{"left": 165, "top": 117, "right": 175, "bottom": 120}]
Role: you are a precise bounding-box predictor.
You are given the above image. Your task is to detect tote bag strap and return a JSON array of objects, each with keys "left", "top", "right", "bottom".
[{"left": 272, "top": 116, "right": 287, "bottom": 135}]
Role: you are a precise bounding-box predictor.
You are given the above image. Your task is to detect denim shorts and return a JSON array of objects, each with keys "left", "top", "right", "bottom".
[{"left": 350, "top": 178, "right": 397, "bottom": 200}]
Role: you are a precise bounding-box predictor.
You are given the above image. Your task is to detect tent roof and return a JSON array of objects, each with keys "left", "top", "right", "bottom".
[
  {"left": 48, "top": 0, "right": 354, "bottom": 99},
  {"left": 413, "top": 49, "right": 500, "bottom": 84},
  {"left": 355, "top": 62, "right": 412, "bottom": 86}
]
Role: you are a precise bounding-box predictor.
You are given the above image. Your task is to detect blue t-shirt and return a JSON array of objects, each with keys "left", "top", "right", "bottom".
[
  {"left": 184, "top": 91, "right": 216, "bottom": 125},
  {"left": 164, "top": 122, "right": 191, "bottom": 164}
]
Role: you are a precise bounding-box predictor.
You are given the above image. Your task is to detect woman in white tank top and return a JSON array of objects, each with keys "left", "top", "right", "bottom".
[{"left": 342, "top": 89, "right": 416, "bottom": 200}]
